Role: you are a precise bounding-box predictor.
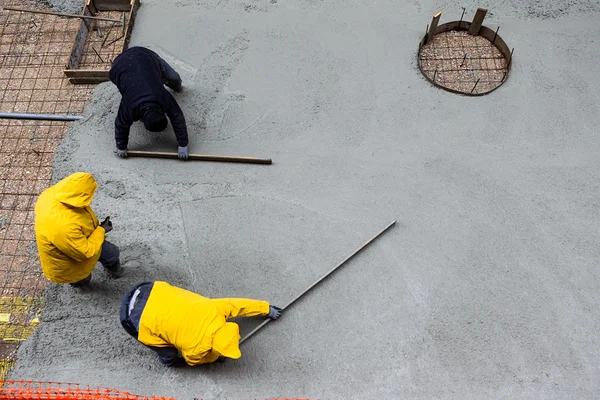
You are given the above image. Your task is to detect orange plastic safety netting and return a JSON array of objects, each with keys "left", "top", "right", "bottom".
[{"left": 0, "top": 380, "right": 174, "bottom": 400}]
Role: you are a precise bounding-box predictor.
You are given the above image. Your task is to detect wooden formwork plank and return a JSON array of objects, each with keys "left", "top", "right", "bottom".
[
  {"left": 468, "top": 8, "right": 487, "bottom": 35},
  {"left": 121, "top": 0, "right": 140, "bottom": 51},
  {"left": 64, "top": 70, "right": 109, "bottom": 84},
  {"left": 427, "top": 11, "right": 442, "bottom": 42},
  {"left": 91, "top": 0, "right": 132, "bottom": 12},
  {"left": 63, "top": 70, "right": 109, "bottom": 78},
  {"left": 69, "top": 78, "right": 109, "bottom": 84},
  {"left": 66, "top": 7, "right": 93, "bottom": 69},
  {"left": 66, "top": 0, "right": 138, "bottom": 84},
  {"left": 86, "top": 0, "right": 98, "bottom": 15}
]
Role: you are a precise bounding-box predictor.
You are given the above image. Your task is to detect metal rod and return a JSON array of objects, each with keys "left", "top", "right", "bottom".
[
  {"left": 122, "top": 150, "right": 272, "bottom": 165},
  {"left": 424, "top": 67, "right": 506, "bottom": 73},
  {"left": 459, "top": 7, "right": 466, "bottom": 26},
  {"left": 492, "top": 26, "right": 499, "bottom": 44},
  {"left": 105, "top": 33, "right": 125, "bottom": 48},
  {"left": 240, "top": 219, "right": 397, "bottom": 345},
  {"left": 101, "top": 23, "right": 114, "bottom": 48},
  {"left": 92, "top": 46, "right": 104, "bottom": 63},
  {"left": 0, "top": 112, "right": 83, "bottom": 121},
  {"left": 3, "top": 7, "right": 124, "bottom": 23},
  {"left": 471, "top": 77, "right": 481, "bottom": 93}
]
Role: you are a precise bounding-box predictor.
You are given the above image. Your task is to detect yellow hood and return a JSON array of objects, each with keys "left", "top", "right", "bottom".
[
  {"left": 34, "top": 172, "right": 104, "bottom": 283},
  {"left": 54, "top": 172, "right": 98, "bottom": 208},
  {"left": 212, "top": 322, "right": 242, "bottom": 359}
]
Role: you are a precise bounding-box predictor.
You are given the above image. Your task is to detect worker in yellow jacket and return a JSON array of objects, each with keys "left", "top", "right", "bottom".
[
  {"left": 34, "top": 172, "right": 123, "bottom": 287},
  {"left": 120, "top": 281, "right": 283, "bottom": 366}
]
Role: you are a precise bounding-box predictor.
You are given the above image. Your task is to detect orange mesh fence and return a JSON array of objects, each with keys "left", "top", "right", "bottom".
[
  {"left": 0, "top": 381, "right": 318, "bottom": 399},
  {"left": 0, "top": 380, "right": 174, "bottom": 400}
]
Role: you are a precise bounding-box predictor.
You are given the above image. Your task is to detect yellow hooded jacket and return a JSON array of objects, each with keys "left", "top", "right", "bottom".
[
  {"left": 34, "top": 172, "right": 105, "bottom": 284},
  {"left": 138, "top": 281, "right": 270, "bottom": 365}
]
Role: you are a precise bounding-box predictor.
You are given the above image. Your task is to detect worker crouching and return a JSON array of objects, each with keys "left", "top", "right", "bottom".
[
  {"left": 34, "top": 172, "right": 123, "bottom": 287},
  {"left": 108, "top": 46, "right": 190, "bottom": 160},
  {"left": 120, "top": 281, "right": 283, "bottom": 366}
]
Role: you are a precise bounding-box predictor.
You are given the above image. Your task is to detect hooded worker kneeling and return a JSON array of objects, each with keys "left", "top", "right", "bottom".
[{"left": 120, "top": 281, "right": 283, "bottom": 366}]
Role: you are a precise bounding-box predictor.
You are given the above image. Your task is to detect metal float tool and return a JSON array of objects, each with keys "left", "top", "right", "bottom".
[
  {"left": 239, "top": 219, "right": 397, "bottom": 345},
  {"left": 120, "top": 150, "right": 272, "bottom": 165}
]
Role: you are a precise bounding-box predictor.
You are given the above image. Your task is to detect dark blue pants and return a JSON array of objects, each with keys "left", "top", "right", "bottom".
[
  {"left": 70, "top": 240, "right": 120, "bottom": 287},
  {"left": 99, "top": 240, "right": 120, "bottom": 271}
]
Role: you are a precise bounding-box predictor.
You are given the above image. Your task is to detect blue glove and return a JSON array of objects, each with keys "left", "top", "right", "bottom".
[
  {"left": 116, "top": 148, "right": 128, "bottom": 158},
  {"left": 267, "top": 305, "right": 282, "bottom": 320},
  {"left": 178, "top": 146, "right": 189, "bottom": 160}
]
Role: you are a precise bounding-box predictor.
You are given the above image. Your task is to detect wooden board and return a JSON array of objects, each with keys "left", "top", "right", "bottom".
[
  {"left": 124, "top": 150, "right": 273, "bottom": 165},
  {"left": 427, "top": 11, "right": 442, "bottom": 44},
  {"left": 66, "top": 7, "right": 93, "bottom": 69},
  {"left": 69, "top": 77, "right": 109, "bottom": 84},
  {"left": 63, "top": 69, "right": 109, "bottom": 84},
  {"left": 122, "top": 0, "right": 140, "bottom": 50},
  {"left": 468, "top": 8, "right": 487, "bottom": 35},
  {"left": 90, "top": 0, "right": 132, "bottom": 12},
  {"left": 65, "top": 0, "right": 138, "bottom": 84}
]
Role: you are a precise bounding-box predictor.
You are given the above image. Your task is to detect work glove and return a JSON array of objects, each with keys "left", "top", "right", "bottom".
[
  {"left": 267, "top": 305, "right": 283, "bottom": 320},
  {"left": 116, "top": 148, "right": 128, "bottom": 158},
  {"left": 178, "top": 146, "right": 189, "bottom": 160},
  {"left": 173, "top": 82, "right": 183, "bottom": 93},
  {"left": 100, "top": 216, "right": 113, "bottom": 233}
]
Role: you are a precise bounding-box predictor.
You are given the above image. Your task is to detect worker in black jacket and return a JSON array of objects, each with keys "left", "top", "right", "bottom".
[{"left": 109, "top": 46, "right": 189, "bottom": 160}]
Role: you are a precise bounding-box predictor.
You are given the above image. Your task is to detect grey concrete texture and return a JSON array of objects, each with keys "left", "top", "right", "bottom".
[
  {"left": 40, "top": 0, "right": 84, "bottom": 15},
  {"left": 9, "top": 0, "right": 600, "bottom": 399}
]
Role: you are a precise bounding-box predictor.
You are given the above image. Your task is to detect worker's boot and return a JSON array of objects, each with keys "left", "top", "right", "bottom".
[
  {"left": 105, "top": 261, "right": 124, "bottom": 279},
  {"left": 70, "top": 274, "right": 92, "bottom": 288}
]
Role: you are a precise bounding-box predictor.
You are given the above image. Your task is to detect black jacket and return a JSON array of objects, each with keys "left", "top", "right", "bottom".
[{"left": 109, "top": 47, "right": 189, "bottom": 150}]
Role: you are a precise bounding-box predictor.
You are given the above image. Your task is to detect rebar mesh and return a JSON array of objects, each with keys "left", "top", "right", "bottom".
[
  {"left": 418, "top": 29, "right": 509, "bottom": 95},
  {"left": 0, "top": 0, "right": 112, "bottom": 377},
  {"left": 79, "top": 11, "right": 126, "bottom": 68}
]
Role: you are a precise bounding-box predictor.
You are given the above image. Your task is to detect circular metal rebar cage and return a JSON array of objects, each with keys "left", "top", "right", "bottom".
[{"left": 418, "top": 21, "right": 512, "bottom": 96}]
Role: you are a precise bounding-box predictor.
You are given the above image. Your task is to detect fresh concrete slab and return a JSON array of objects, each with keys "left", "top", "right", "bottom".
[{"left": 10, "top": 0, "right": 600, "bottom": 399}]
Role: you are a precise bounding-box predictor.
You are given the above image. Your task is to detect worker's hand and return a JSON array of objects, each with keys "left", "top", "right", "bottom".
[
  {"left": 116, "top": 148, "right": 128, "bottom": 158},
  {"left": 267, "top": 305, "right": 283, "bottom": 320},
  {"left": 100, "top": 216, "right": 113, "bottom": 233},
  {"left": 178, "top": 146, "right": 189, "bottom": 160}
]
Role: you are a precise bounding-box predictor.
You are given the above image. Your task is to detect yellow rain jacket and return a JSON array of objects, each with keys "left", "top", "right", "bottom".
[
  {"left": 138, "top": 281, "right": 270, "bottom": 365},
  {"left": 34, "top": 172, "right": 105, "bottom": 284}
]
